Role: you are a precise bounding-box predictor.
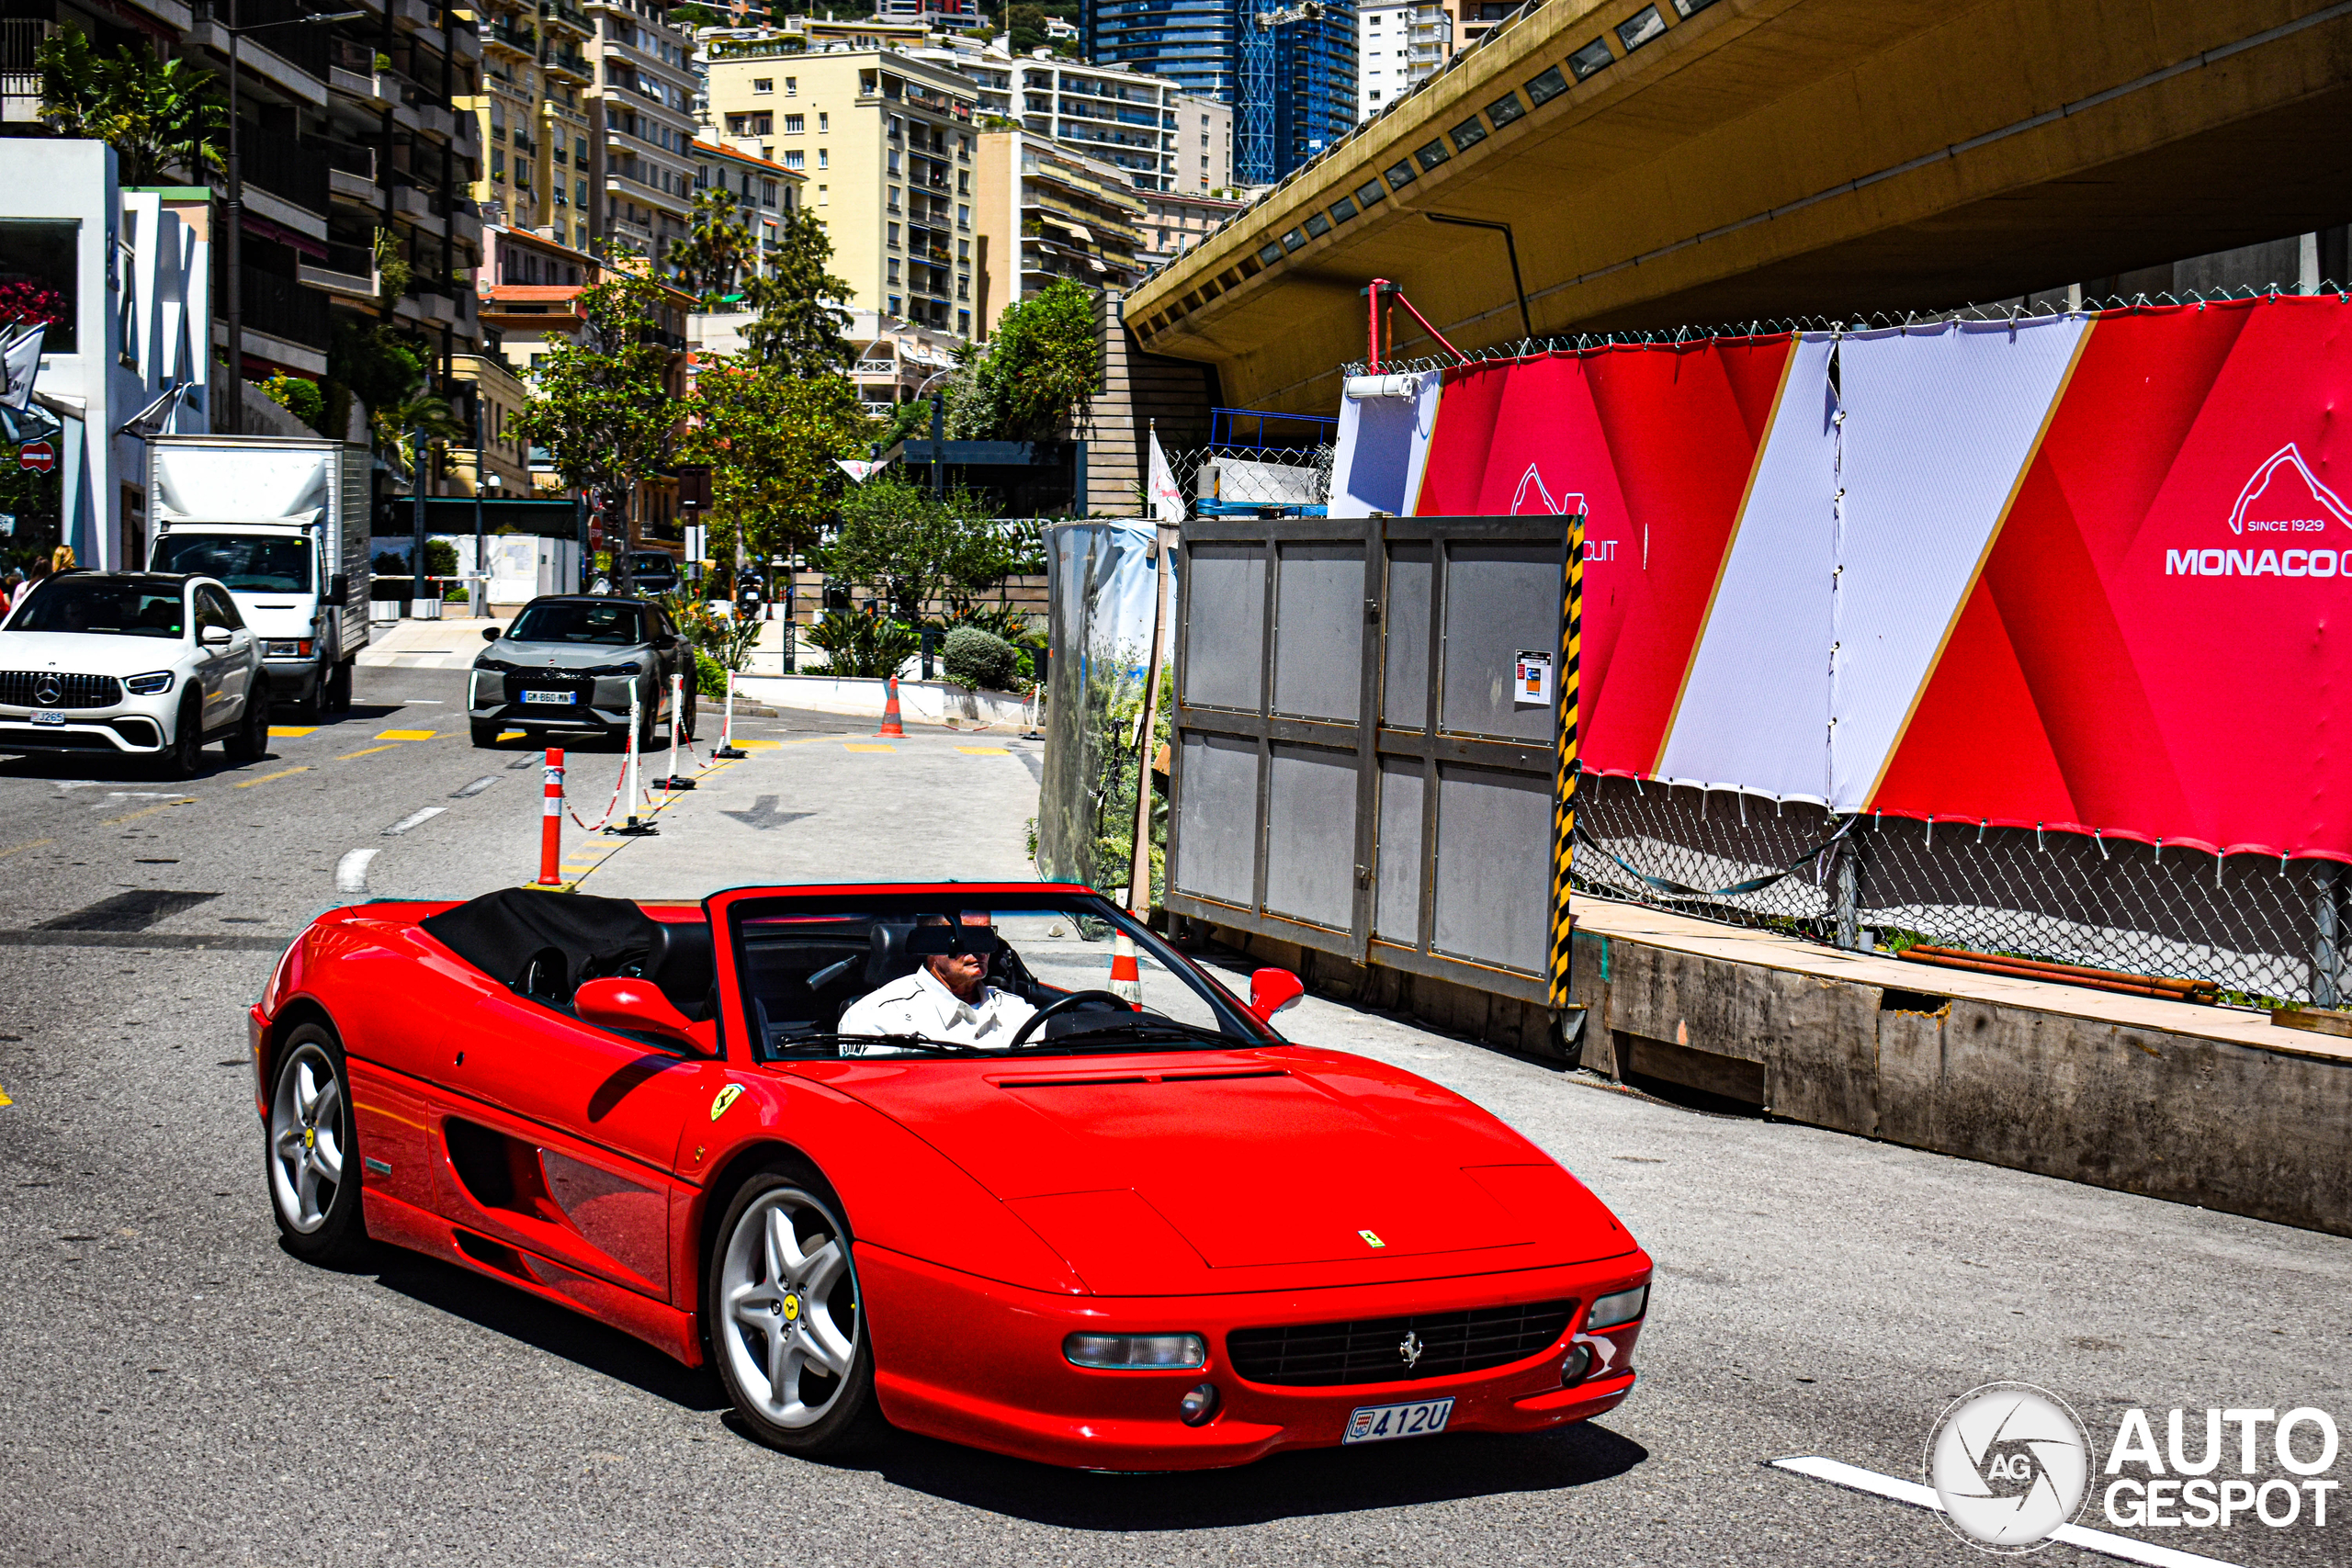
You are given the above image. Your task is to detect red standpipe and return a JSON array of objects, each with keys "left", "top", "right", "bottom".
[{"left": 538, "top": 748, "right": 565, "bottom": 886}]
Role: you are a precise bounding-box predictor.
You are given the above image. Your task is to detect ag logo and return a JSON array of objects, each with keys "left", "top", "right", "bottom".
[{"left": 1926, "top": 1382, "right": 2091, "bottom": 1552}]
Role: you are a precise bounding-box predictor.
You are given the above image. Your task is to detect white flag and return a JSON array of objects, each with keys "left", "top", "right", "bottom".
[
  {"left": 1147, "top": 426, "right": 1184, "bottom": 524},
  {"left": 2, "top": 325, "right": 43, "bottom": 412}
]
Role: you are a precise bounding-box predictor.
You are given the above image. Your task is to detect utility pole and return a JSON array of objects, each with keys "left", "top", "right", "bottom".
[{"left": 470, "top": 386, "right": 486, "bottom": 617}]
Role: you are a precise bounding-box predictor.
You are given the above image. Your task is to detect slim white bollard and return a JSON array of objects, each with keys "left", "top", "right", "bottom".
[
  {"left": 714, "top": 667, "right": 746, "bottom": 759},
  {"left": 654, "top": 671, "right": 695, "bottom": 790},
  {"left": 608, "top": 683, "right": 657, "bottom": 834}
]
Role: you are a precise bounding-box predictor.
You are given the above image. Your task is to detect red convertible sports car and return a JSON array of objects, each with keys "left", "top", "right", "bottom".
[{"left": 250, "top": 882, "right": 1652, "bottom": 1470}]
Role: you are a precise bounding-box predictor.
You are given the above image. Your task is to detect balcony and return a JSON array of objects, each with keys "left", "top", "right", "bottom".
[
  {"left": 243, "top": 137, "right": 332, "bottom": 218},
  {"left": 545, "top": 46, "right": 589, "bottom": 80},
  {"left": 298, "top": 240, "right": 379, "bottom": 299},
  {"left": 540, "top": 0, "right": 590, "bottom": 33},
  {"left": 483, "top": 17, "right": 535, "bottom": 54},
  {"left": 241, "top": 266, "right": 331, "bottom": 352}
]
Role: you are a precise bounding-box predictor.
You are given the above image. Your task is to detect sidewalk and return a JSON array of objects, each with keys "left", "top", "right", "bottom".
[
  {"left": 356, "top": 613, "right": 512, "bottom": 669},
  {"left": 556, "top": 706, "right": 1043, "bottom": 899}
]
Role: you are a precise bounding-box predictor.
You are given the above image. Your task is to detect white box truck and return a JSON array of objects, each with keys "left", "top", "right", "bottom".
[{"left": 145, "top": 434, "right": 371, "bottom": 715}]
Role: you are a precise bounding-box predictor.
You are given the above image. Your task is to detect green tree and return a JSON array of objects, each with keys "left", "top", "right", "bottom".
[
  {"left": 945, "top": 278, "right": 1097, "bottom": 442},
  {"left": 372, "top": 386, "right": 467, "bottom": 479},
  {"left": 509, "top": 269, "right": 682, "bottom": 592},
  {"left": 671, "top": 187, "right": 753, "bottom": 307},
  {"left": 37, "top": 27, "right": 223, "bottom": 186},
  {"left": 678, "top": 355, "right": 868, "bottom": 582},
  {"left": 741, "top": 209, "right": 853, "bottom": 378},
  {"left": 821, "top": 473, "right": 1021, "bottom": 624}
]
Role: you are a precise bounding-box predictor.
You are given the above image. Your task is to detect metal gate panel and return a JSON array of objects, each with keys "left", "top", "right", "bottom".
[{"left": 1168, "top": 515, "right": 1568, "bottom": 1006}]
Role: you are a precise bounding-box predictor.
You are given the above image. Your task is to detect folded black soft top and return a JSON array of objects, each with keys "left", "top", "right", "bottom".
[{"left": 420, "top": 886, "right": 661, "bottom": 993}]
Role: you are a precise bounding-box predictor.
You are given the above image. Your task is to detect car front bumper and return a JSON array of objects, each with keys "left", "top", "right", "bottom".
[
  {"left": 466, "top": 668, "right": 644, "bottom": 736},
  {"left": 858, "top": 1244, "right": 1651, "bottom": 1471},
  {"left": 0, "top": 700, "right": 172, "bottom": 754}
]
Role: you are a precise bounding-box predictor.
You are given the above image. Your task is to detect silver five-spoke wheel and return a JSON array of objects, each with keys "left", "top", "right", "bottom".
[
  {"left": 718, "top": 1186, "right": 860, "bottom": 1429},
  {"left": 269, "top": 1042, "right": 346, "bottom": 1233}
]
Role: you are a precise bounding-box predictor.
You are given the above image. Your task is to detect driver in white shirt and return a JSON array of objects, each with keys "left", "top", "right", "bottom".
[{"left": 837, "top": 912, "right": 1037, "bottom": 1051}]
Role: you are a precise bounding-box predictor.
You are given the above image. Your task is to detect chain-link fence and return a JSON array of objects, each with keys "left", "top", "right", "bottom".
[
  {"left": 1571, "top": 773, "right": 2346, "bottom": 1006},
  {"left": 1162, "top": 444, "right": 1334, "bottom": 516}
]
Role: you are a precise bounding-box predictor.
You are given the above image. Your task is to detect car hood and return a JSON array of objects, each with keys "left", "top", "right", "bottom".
[
  {"left": 487, "top": 637, "right": 649, "bottom": 670},
  {"left": 0, "top": 629, "right": 192, "bottom": 676},
  {"left": 812, "top": 1049, "right": 1635, "bottom": 1291}
]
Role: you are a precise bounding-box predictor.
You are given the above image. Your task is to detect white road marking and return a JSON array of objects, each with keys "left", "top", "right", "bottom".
[
  {"left": 334, "top": 848, "right": 379, "bottom": 894},
  {"left": 381, "top": 806, "right": 447, "bottom": 836},
  {"left": 1769, "top": 1457, "right": 2248, "bottom": 1568},
  {"left": 451, "top": 775, "right": 498, "bottom": 798}
]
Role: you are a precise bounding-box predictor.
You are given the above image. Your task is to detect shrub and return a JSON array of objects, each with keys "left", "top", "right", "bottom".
[
  {"left": 806, "top": 610, "right": 919, "bottom": 678},
  {"left": 260, "top": 373, "right": 324, "bottom": 431},
  {"left": 694, "top": 648, "right": 729, "bottom": 699},
  {"left": 941, "top": 625, "right": 1021, "bottom": 692}
]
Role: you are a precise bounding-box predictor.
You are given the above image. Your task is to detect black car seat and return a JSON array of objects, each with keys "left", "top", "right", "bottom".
[
  {"left": 643, "top": 919, "right": 717, "bottom": 1021},
  {"left": 863, "top": 920, "right": 918, "bottom": 988}
]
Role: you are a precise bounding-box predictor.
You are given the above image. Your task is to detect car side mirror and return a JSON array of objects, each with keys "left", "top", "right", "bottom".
[
  {"left": 574, "top": 976, "right": 700, "bottom": 1048},
  {"left": 482, "top": 626, "right": 501, "bottom": 642},
  {"left": 323, "top": 572, "right": 348, "bottom": 607},
  {"left": 1248, "top": 968, "right": 1306, "bottom": 1024},
  {"left": 198, "top": 625, "right": 232, "bottom": 647}
]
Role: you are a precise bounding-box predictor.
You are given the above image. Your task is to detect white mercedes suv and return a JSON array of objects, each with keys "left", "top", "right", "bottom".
[{"left": 0, "top": 570, "right": 270, "bottom": 778}]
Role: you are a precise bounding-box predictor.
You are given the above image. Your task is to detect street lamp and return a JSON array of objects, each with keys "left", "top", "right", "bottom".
[
  {"left": 194, "top": 3, "right": 365, "bottom": 433},
  {"left": 914, "top": 367, "right": 952, "bottom": 498}
]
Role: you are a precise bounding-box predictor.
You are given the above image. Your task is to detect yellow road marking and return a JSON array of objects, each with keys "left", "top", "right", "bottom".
[
  {"left": 375, "top": 729, "right": 437, "bottom": 741},
  {"left": 234, "top": 766, "right": 311, "bottom": 788},
  {"left": 842, "top": 743, "right": 895, "bottom": 753},
  {"left": 956, "top": 746, "right": 1011, "bottom": 755},
  {"left": 335, "top": 744, "right": 398, "bottom": 760},
  {"left": 267, "top": 726, "right": 317, "bottom": 738},
  {"left": 0, "top": 1085, "right": 11, "bottom": 1108},
  {"left": 103, "top": 799, "right": 194, "bottom": 825},
  {"left": 736, "top": 739, "right": 781, "bottom": 749},
  {"left": 0, "top": 838, "right": 54, "bottom": 860}
]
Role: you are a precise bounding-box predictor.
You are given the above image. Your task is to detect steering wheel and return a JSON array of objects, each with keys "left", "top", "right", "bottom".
[{"left": 1009, "top": 989, "right": 1145, "bottom": 1050}]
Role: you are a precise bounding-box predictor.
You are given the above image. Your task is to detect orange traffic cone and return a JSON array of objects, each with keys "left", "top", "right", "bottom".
[
  {"left": 1110, "top": 929, "right": 1142, "bottom": 1005},
  {"left": 879, "top": 674, "right": 906, "bottom": 738}
]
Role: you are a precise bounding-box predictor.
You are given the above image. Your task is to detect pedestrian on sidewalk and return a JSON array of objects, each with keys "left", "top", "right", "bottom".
[{"left": 0, "top": 568, "right": 22, "bottom": 619}]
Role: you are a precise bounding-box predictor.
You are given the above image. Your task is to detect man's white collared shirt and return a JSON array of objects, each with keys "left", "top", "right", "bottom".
[{"left": 836, "top": 964, "right": 1038, "bottom": 1052}]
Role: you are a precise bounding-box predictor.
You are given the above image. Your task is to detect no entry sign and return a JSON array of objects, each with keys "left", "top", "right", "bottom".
[{"left": 17, "top": 440, "right": 54, "bottom": 473}]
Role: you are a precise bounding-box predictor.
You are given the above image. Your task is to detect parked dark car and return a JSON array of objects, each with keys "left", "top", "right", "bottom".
[{"left": 467, "top": 594, "right": 695, "bottom": 750}]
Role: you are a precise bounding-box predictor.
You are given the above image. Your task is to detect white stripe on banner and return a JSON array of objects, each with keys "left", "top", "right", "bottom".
[
  {"left": 1329, "top": 372, "right": 1442, "bottom": 518},
  {"left": 1829, "top": 315, "right": 2088, "bottom": 807},
  {"left": 1655, "top": 334, "right": 1839, "bottom": 801},
  {"left": 1656, "top": 318, "right": 2087, "bottom": 807}
]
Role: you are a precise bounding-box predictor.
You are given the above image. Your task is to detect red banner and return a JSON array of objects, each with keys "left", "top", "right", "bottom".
[{"left": 1394, "top": 298, "right": 2352, "bottom": 860}]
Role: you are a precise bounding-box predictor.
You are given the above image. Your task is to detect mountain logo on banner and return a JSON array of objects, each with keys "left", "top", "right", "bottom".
[
  {"left": 2226, "top": 444, "right": 2352, "bottom": 536},
  {"left": 1510, "top": 464, "right": 1587, "bottom": 519}
]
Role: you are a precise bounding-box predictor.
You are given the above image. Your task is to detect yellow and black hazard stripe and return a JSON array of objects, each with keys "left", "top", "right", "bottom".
[{"left": 1549, "top": 513, "right": 1585, "bottom": 1016}]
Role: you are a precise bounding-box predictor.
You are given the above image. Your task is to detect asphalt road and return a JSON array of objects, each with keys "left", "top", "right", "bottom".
[{"left": 1, "top": 663, "right": 2346, "bottom": 1567}]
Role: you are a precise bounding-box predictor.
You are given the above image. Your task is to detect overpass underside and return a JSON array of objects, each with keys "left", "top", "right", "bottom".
[{"left": 1127, "top": 0, "right": 2352, "bottom": 416}]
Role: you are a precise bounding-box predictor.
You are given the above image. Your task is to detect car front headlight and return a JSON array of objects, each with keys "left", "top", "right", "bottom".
[
  {"left": 1063, "top": 1332, "right": 1207, "bottom": 1371},
  {"left": 474, "top": 657, "right": 511, "bottom": 673},
  {"left": 1586, "top": 1284, "right": 1648, "bottom": 1331},
  {"left": 124, "top": 671, "right": 175, "bottom": 696},
  {"left": 584, "top": 661, "right": 645, "bottom": 678}
]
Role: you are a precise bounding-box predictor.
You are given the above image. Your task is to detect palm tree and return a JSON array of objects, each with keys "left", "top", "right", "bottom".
[
  {"left": 37, "top": 28, "right": 225, "bottom": 186},
  {"left": 372, "top": 389, "right": 468, "bottom": 479}
]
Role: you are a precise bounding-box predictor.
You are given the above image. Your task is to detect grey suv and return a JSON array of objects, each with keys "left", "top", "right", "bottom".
[{"left": 468, "top": 595, "right": 696, "bottom": 750}]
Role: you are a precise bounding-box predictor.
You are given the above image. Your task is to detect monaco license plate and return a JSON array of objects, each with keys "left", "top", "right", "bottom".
[
  {"left": 30, "top": 708, "right": 65, "bottom": 726},
  {"left": 1343, "top": 1396, "right": 1455, "bottom": 1445},
  {"left": 521, "top": 689, "right": 576, "bottom": 705}
]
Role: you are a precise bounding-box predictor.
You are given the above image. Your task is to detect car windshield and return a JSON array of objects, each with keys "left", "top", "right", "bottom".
[
  {"left": 150, "top": 535, "right": 311, "bottom": 592},
  {"left": 508, "top": 601, "right": 646, "bottom": 645},
  {"left": 731, "top": 892, "right": 1274, "bottom": 1060},
  {"left": 6, "top": 577, "right": 185, "bottom": 637}
]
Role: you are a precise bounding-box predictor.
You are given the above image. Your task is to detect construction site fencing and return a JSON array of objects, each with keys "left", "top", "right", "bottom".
[
  {"left": 1033, "top": 522, "right": 1159, "bottom": 894},
  {"left": 1571, "top": 774, "right": 2346, "bottom": 1008},
  {"left": 1162, "top": 444, "right": 1335, "bottom": 517}
]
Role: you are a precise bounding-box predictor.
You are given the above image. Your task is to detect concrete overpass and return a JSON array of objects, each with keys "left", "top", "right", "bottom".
[{"left": 1125, "top": 0, "right": 2352, "bottom": 416}]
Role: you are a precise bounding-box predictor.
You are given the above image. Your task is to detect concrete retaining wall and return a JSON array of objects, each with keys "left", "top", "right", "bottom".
[
  {"left": 732, "top": 673, "right": 1033, "bottom": 728},
  {"left": 1195, "top": 918, "right": 2352, "bottom": 1238}
]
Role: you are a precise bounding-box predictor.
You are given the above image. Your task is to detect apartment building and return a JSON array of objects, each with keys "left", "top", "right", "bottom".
[
  {"left": 972, "top": 127, "right": 1145, "bottom": 335},
  {"left": 704, "top": 47, "right": 980, "bottom": 338},
  {"left": 587, "top": 0, "right": 700, "bottom": 264},
  {"left": 466, "top": 0, "right": 596, "bottom": 252},
  {"left": 691, "top": 139, "right": 806, "bottom": 284},
  {"left": 842, "top": 307, "right": 963, "bottom": 416},
  {"left": 962, "top": 51, "right": 1194, "bottom": 196},
  {"left": 1138, "top": 187, "right": 1242, "bottom": 267},
  {"left": 1174, "top": 93, "right": 1231, "bottom": 192}
]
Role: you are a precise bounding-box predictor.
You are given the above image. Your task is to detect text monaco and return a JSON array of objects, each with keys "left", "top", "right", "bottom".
[{"left": 2165, "top": 548, "right": 2346, "bottom": 577}]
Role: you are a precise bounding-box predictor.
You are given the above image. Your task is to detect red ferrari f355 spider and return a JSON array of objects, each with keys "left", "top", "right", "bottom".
[{"left": 250, "top": 883, "right": 1652, "bottom": 1469}]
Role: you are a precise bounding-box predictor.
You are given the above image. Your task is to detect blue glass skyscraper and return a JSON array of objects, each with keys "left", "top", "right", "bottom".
[{"left": 1084, "top": 0, "right": 1356, "bottom": 186}]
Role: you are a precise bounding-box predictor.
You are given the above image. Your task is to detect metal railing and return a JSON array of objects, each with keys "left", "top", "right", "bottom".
[{"left": 239, "top": 266, "right": 331, "bottom": 350}]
